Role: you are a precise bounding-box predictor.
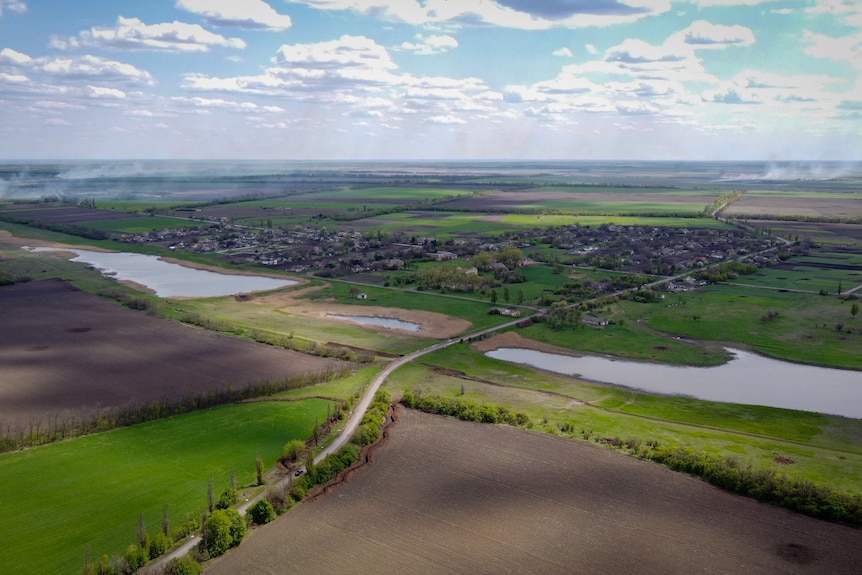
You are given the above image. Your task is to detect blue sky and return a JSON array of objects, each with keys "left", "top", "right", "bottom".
[{"left": 0, "top": 0, "right": 860, "bottom": 160}]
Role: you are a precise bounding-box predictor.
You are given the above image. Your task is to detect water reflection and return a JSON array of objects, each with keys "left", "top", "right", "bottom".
[
  {"left": 326, "top": 314, "right": 420, "bottom": 332},
  {"left": 486, "top": 347, "right": 862, "bottom": 418},
  {"left": 26, "top": 247, "right": 297, "bottom": 298}
]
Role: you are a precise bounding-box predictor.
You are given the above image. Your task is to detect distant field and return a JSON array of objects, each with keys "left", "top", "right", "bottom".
[
  {"left": 726, "top": 252, "right": 862, "bottom": 293},
  {"left": 440, "top": 189, "right": 718, "bottom": 214},
  {"left": 725, "top": 191, "right": 862, "bottom": 219},
  {"left": 205, "top": 409, "right": 862, "bottom": 575},
  {"left": 83, "top": 215, "right": 205, "bottom": 232},
  {"left": 0, "top": 399, "right": 332, "bottom": 575}
]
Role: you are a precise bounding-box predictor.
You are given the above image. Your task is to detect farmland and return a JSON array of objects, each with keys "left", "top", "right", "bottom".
[
  {"left": 0, "top": 399, "right": 332, "bottom": 575},
  {"left": 206, "top": 408, "right": 862, "bottom": 575},
  {"left": 0, "top": 278, "right": 344, "bottom": 432},
  {"left": 1, "top": 161, "right": 861, "bottom": 574}
]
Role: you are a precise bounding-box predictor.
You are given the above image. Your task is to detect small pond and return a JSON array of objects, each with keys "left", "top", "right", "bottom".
[
  {"left": 486, "top": 347, "right": 862, "bottom": 419},
  {"left": 26, "top": 247, "right": 297, "bottom": 298},
  {"left": 326, "top": 314, "right": 420, "bottom": 332}
]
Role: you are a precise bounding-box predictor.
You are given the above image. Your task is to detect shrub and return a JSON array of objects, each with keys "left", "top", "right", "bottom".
[
  {"left": 122, "top": 544, "right": 147, "bottom": 572},
  {"left": 200, "top": 508, "right": 245, "bottom": 559},
  {"left": 165, "top": 555, "right": 203, "bottom": 575},
  {"left": 249, "top": 498, "right": 276, "bottom": 525},
  {"left": 149, "top": 531, "right": 170, "bottom": 559},
  {"left": 215, "top": 487, "right": 237, "bottom": 510}
]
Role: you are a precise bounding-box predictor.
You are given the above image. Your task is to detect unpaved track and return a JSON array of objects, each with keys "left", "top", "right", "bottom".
[{"left": 206, "top": 409, "right": 862, "bottom": 575}]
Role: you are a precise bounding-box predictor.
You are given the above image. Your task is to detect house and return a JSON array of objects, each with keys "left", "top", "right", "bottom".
[
  {"left": 581, "top": 316, "right": 608, "bottom": 327},
  {"left": 356, "top": 292, "right": 368, "bottom": 300}
]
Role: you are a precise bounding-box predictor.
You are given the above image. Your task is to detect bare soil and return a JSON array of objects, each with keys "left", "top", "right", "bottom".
[
  {"left": 0, "top": 279, "right": 344, "bottom": 430},
  {"left": 207, "top": 408, "right": 862, "bottom": 575},
  {"left": 725, "top": 197, "right": 862, "bottom": 219}
]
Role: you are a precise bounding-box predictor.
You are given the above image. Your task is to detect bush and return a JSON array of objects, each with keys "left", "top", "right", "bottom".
[
  {"left": 122, "top": 544, "right": 147, "bottom": 572},
  {"left": 215, "top": 487, "right": 237, "bottom": 510},
  {"left": 165, "top": 555, "right": 203, "bottom": 575},
  {"left": 200, "top": 508, "right": 245, "bottom": 559},
  {"left": 149, "top": 531, "right": 170, "bottom": 559},
  {"left": 249, "top": 498, "right": 276, "bottom": 525}
]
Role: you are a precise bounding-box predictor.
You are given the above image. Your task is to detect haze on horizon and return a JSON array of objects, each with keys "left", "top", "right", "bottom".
[{"left": 0, "top": 1, "right": 860, "bottom": 161}]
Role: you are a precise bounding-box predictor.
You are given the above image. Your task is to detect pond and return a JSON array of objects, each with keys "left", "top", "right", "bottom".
[
  {"left": 325, "top": 314, "right": 420, "bottom": 332},
  {"left": 26, "top": 247, "right": 297, "bottom": 298},
  {"left": 485, "top": 347, "right": 862, "bottom": 419}
]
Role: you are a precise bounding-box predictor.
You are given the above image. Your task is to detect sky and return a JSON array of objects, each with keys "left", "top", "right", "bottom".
[{"left": 0, "top": 0, "right": 860, "bottom": 161}]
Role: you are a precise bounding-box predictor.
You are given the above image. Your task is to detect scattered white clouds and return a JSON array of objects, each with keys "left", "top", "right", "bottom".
[
  {"left": 552, "top": 47, "right": 574, "bottom": 57},
  {"left": 0, "top": 0, "right": 26, "bottom": 17},
  {"left": 585, "top": 44, "right": 599, "bottom": 55},
  {"left": 289, "top": 0, "right": 671, "bottom": 29},
  {"left": 802, "top": 29, "right": 862, "bottom": 71},
  {"left": 398, "top": 34, "right": 458, "bottom": 55},
  {"left": 676, "top": 20, "right": 755, "bottom": 48},
  {"left": 176, "top": 0, "right": 293, "bottom": 30},
  {"left": 49, "top": 16, "right": 247, "bottom": 52}
]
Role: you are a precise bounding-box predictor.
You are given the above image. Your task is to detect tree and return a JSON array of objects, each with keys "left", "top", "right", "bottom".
[
  {"left": 166, "top": 556, "right": 203, "bottom": 575},
  {"left": 490, "top": 289, "right": 498, "bottom": 304},
  {"left": 256, "top": 456, "right": 265, "bottom": 486},
  {"left": 283, "top": 439, "right": 306, "bottom": 462},
  {"left": 852, "top": 303, "right": 859, "bottom": 319},
  {"left": 162, "top": 502, "right": 170, "bottom": 537},
  {"left": 517, "top": 289, "right": 525, "bottom": 305},
  {"left": 200, "top": 509, "right": 245, "bottom": 558},
  {"left": 207, "top": 477, "right": 215, "bottom": 512},
  {"left": 249, "top": 498, "right": 276, "bottom": 525},
  {"left": 215, "top": 487, "right": 237, "bottom": 510},
  {"left": 503, "top": 286, "right": 510, "bottom": 303}
]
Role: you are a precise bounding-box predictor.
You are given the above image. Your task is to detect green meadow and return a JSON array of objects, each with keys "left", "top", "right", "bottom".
[
  {"left": 0, "top": 400, "right": 331, "bottom": 575},
  {"left": 84, "top": 216, "right": 206, "bottom": 233}
]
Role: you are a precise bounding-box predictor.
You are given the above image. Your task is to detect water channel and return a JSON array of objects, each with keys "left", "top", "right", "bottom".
[
  {"left": 27, "top": 247, "right": 297, "bottom": 298},
  {"left": 486, "top": 347, "right": 862, "bottom": 419},
  {"left": 325, "top": 314, "right": 420, "bottom": 332}
]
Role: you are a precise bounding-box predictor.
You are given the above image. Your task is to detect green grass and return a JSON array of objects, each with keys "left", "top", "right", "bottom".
[
  {"left": 641, "top": 286, "right": 862, "bottom": 369},
  {"left": 0, "top": 400, "right": 332, "bottom": 575},
  {"left": 299, "top": 187, "right": 475, "bottom": 201}
]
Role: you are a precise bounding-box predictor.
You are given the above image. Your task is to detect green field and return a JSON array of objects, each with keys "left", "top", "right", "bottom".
[
  {"left": 298, "top": 187, "right": 475, "bottom": 202},
  {"left": 501, "top": 213, "right": 730, "bottom": 228},
  {"left": 84, "top": 216, "right": 206, "bottom": 233},
  {"left": 640, "top": 286, "right": 862, "bottom": 369},
  {"left": 0, "top": 400, "right": 332, "bottom": 575}
]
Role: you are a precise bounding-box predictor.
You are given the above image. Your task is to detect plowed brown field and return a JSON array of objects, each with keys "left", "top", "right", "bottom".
[
  {"left": 0, "top": 279, "right": 343, "bottom": 429},
  {"left": 207, "top": 408, "right": 862, "bottom": 575}
]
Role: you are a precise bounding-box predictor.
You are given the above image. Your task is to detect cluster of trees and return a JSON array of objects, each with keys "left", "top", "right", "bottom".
[
  {"left": 416, "top": 263, "right": 483, "bottom": 292},
  {"left": 400, "top": 389, "right": 531, "bottom": 427},
  {"left": 693, "top": 261, "right": 757, "bottom": 283}
]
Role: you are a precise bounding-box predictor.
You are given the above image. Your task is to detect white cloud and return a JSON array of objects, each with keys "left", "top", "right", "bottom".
[
  {"left": 674, "top": 20, "right": 755, "bottom": 49},
  {"left": 585, "top": 44, "right": 599, "bottom": 55},
  {"left": 87, "top": 86, "right": 127, "bottom": 99},
  {"left": 1, "top": 49, "right": 155, "bottom": 86},
  {"left": 803, "top": 30, "right": 862, "bottom": 71},
  {"left": 399, "top": 34, "right": 458, "bottom": 55},
  {"left": 176, "top": 0, "right": 293, "bottom": 30},
  {"left": 0, "top": 48, "right": 31, "bottom": 65},
  {"left": 0, "top": 0, "right": 26, "bottom": 17},
  {"left": 552, "top": 47, "right": 574, "bottom": 57},
  {"left": 426, "top": 114, "right": 466, "bottom": 125},
  {"left": 50, "top": 16, "right": 247, "bottom": 52},
  {"left": 289, "top": 0, "right": 671, "bottom": 30}
]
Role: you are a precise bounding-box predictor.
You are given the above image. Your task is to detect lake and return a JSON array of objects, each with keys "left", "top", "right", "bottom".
[
  {"left": 26, "top": 247, "right": 297, "bottom": 298},
  {"left": 486, "top": 347, "right": 862, "bottom": 419}
]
